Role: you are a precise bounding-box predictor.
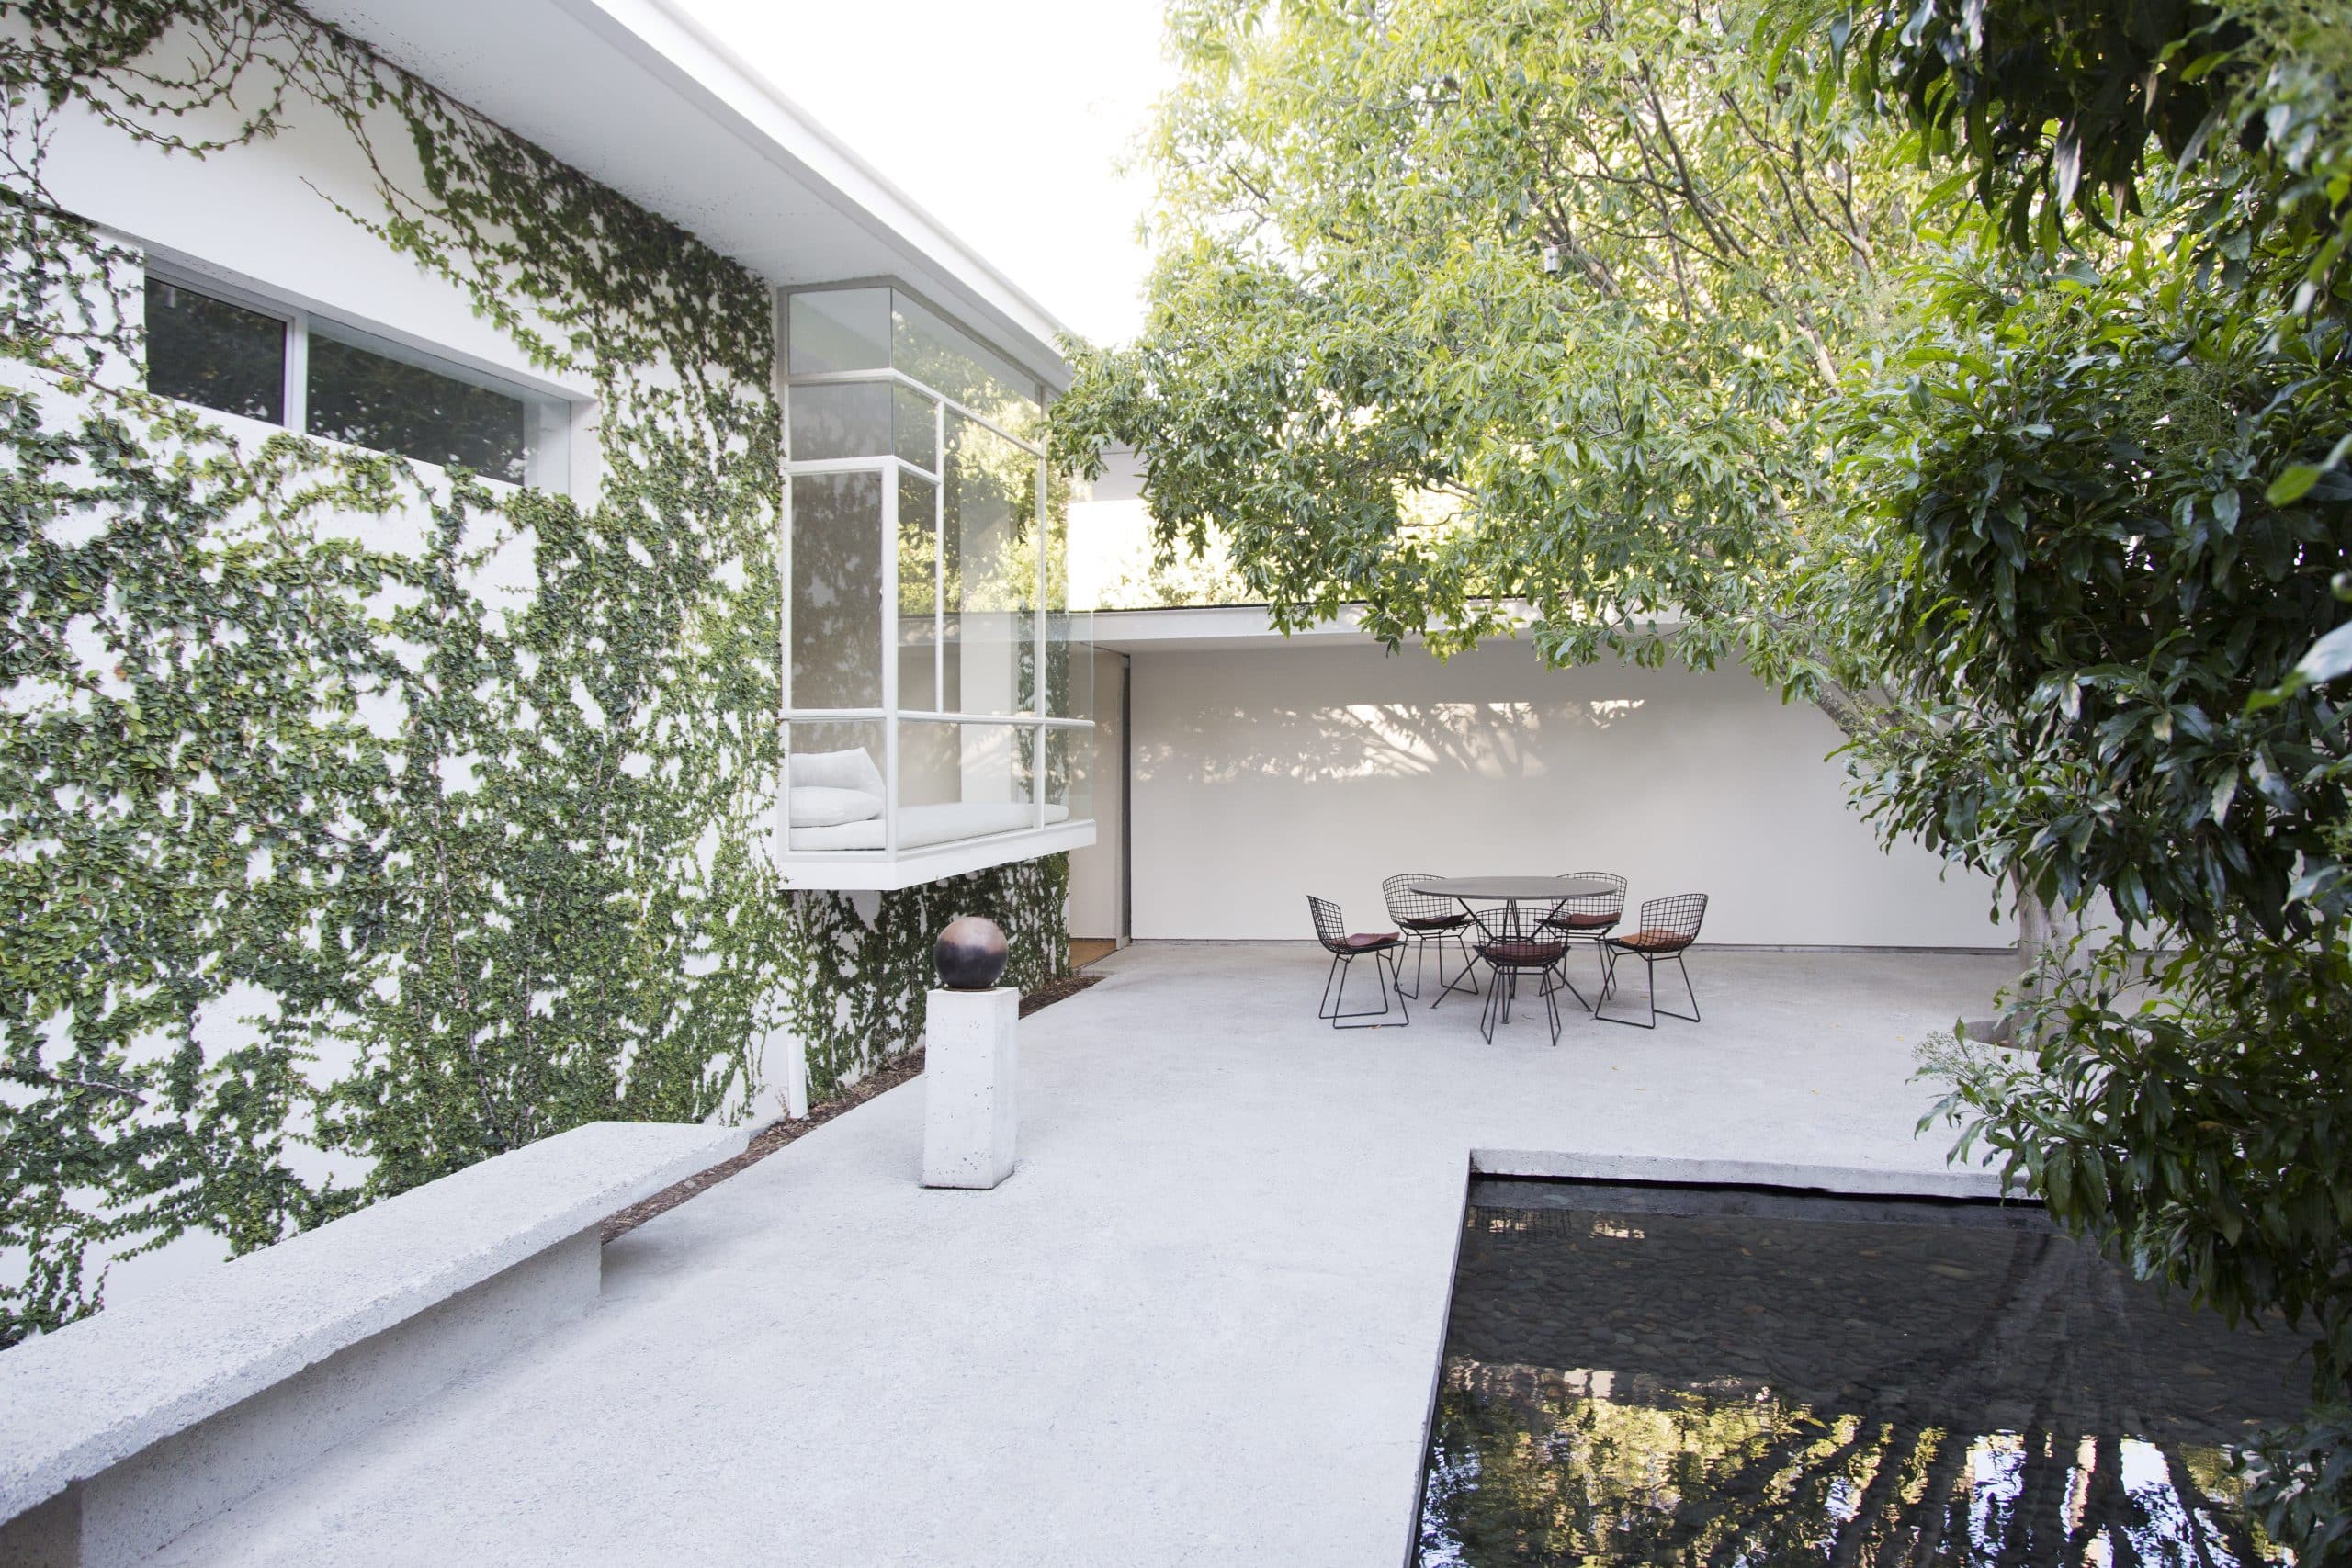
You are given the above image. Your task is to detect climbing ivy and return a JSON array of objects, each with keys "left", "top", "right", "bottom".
[{"left": 0, "top": 1, "right": 1066, "bottom": 1347}]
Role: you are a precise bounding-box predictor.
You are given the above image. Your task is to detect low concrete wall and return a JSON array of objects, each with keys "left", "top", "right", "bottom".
[
  {"left": 0, "top": 1121, "right": 749, "bottom": 1566},
  {"left": 4, "top": 1234, "right": 598, "bottom": 1568}
]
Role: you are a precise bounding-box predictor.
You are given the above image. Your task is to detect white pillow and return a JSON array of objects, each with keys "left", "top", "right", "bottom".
[
  {"left": 788, "top": 786, "right": 883, "bottom": 828},
  {"left": 788, "top": 747, "right": 884, "bottom": 795}
]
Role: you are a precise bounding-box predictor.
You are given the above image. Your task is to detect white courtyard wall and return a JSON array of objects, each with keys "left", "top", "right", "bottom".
[{"left": 1127, "top": 640, "right": 2013, "bottom": 948}]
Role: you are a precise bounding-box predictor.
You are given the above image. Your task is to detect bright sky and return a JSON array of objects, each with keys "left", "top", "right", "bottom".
[{"left": 669, "top": 0, "right": 1173, "bottom": 347}]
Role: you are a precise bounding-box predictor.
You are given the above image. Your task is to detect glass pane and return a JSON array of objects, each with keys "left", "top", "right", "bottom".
[
  {"left": 789, "top": 382, "right": 891, "bottom": 462},
  {"left": 307, "top": 325, "right": 526, "bottom": 482},
  {"left": 891, "top": 291, "right": 1041, "bottom": 440},
  {"left": 144, "top": 277, "right": 285, "bottom": 423},
  {"left": 1046, "top": 726, "right": 1092, "bottom": 826},
  {"left": 894, "top": 384, "right": 938, "bottom": 471},
  {"left": 788, "top": 288, "right": 888, "bottom": 376},
  {"left": 897, "top": 719, "right": 1035, "bottom": 851},
  {"left": 898, "top": 473, "right": 938, "bottom": 713},
  {"left": 789, "top": 469, "right": 884, "bottom": 710},
  {"left": 784, "top": 719, "right": 885, "bottom": 852},
  {"left": 943, "top": 413, "right": 1035, "bottom": 716},
  {"left": 1046, "top": 611, "right": 1094, "bottom": 721}
]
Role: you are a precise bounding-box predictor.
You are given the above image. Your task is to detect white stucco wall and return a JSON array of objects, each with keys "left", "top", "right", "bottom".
[{"left": 1127, "top": 640, "right": 2013, "bottom": 948}]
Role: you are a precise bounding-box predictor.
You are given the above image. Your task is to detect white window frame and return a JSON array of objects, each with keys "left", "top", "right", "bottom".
[{"left": 776, "top": 281, "right": 1095, "bottom": 891}]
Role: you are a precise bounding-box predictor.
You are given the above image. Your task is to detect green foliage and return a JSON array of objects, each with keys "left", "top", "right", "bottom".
[
  {"left": 1053, "top": 0, "right": 1928, "bottom": 686},
  {"left": 1834, "top": 239, "right": 2352, "bottom": 935},
  {"left": 1799, "top": 0, "right": 2352, "bottom": 1553},
  {"left": 0, "top": 1, "right": 1066, "bottom": 1347}
]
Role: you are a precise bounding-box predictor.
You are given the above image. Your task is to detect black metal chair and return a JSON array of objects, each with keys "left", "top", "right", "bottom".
[
  {"left": 1462, "top": 899, "right": 1573, "bottom": 1045},
  {"left": 1382, "top": 873, "right": 1479, "bottom": 1005},
  {"left": 1306, "top": 896, "right": 1411, "bottom": 1029},
  {"left": 1596, "top": 893, "right": 1709, "bottom": 1029},
  {"left": 1538, "top": 870, "right": 1626, "bottom": 1008}
]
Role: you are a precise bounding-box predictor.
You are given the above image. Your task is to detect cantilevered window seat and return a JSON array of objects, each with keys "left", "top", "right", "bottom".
[{"left": 0, "top": 1120, "right": 750, "bottom": 1567}]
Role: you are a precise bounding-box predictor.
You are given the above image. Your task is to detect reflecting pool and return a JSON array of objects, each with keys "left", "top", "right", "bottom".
[{"left": 1419, "top": 1180, "right": 2309, "bottom": 1566}]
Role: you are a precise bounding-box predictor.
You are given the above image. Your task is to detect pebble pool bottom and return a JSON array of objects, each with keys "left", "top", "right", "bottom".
[{"left": 1418, "top": 1179, "right": 2311, "bottom": 1567}]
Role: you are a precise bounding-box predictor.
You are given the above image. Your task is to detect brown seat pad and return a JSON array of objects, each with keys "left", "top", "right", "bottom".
[
  {"left": 1543, "top": 911, "right": 1620, "bottom": 930},
  {"left": 1611, "top": 928, "right": 1692, "bottom": 952},
  {"left": 1477, "top": 939, "right": 1568, "bottom": 965},
  {"left": 1341, "top": 931, "right": 1400, "bottom": 950},
  {"left": 1400, "top": 914, "right": 1468, "bottom": 931}
]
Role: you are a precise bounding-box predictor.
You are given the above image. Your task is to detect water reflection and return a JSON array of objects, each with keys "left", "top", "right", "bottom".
[{"left": 1419, "top": 1182, "right": 2307, "bottom": 1566}]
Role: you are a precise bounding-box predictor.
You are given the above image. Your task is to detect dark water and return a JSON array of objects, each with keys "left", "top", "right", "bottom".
[{"left": 1418, "top": 1180, "right": 2311, "bottom": 1567}]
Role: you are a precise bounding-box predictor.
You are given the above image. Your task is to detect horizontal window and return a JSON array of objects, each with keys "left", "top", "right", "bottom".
[
  {"left": 141, "top": 271, "right": 569, "bottom": 490},
  {"left": 144, "top": 279, "right": 285, "bottom": 424}
]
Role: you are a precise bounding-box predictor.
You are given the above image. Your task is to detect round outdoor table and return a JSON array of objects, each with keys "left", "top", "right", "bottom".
[
  {"left": 1407, "top": 876, "right": 1619, "bottom": 1020},
  {"left": 1408, "top": 875, "right": 1616, "bottom": 906}
]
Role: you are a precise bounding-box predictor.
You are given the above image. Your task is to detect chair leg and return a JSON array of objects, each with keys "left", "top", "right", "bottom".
[
  {"left": 1542, "top": 946, "right": 1596, "bottom": 1015},
  {"left": 1593, "top": 953, "right": 1660, "bottom": 1029},
  {"left": 1322, "top": 948, "right": 1409, "bottom": 1029},
  {"left": 1396, "top": 935, "right": 1424, "bottom": 1001},
  {"left": 1433, "top": 933, "right": 1480, "bottom": 1007},
  {"left": 1478, "top": 969, "right": 1501, "bottom": 1043},
  {"left": 1542, "top": 964, "right": 1564, "bottom": 1045},
  {"left": 1654, "top": 953, "right": 1700, "bottom": 1023}
]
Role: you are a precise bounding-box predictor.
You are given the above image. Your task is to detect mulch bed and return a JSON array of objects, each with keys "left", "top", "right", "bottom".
[{"left": 600, "top": 971, "right": 1104, "bottom": 1242}]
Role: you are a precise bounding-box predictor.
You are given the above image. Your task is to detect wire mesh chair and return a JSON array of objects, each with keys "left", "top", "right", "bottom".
[
  {"left": 1306, "top": 896, "right": 1411, "bottom": 1029},
  {"left": 1462, "top": 898, "right": 1574, "bottom": 1046},
  {"left": 1596, "top": 893, "right": 1709, "bottom": 1029},
  {"left": 1538, "top": 870, "right": 1626, "bottom": 1009},
  {"left": 1382, "top": 873, "right": 1480, "bottom": 1005}
]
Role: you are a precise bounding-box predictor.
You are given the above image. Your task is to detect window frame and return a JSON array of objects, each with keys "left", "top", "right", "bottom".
[
  {"left": 776, "top": 280, "right": 1094, "bottom": 889},
  {"left": 139, "top": 257, "right": 577, "bottom": 493}
]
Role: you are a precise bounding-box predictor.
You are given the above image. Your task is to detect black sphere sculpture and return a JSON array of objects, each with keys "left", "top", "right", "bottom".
[{"left": 934, "top": 915, "right": 1010, "bottom": 990}]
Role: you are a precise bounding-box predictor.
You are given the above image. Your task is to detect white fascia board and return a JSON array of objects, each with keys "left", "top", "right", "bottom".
[
  {"left": 1089, "top": 603, "right": 1688, "bottom": 654},
  {"left": 776, "top": 821, "right": 1099, "bottom": 893}
]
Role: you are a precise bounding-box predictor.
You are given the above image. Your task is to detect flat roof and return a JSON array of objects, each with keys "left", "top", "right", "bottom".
[{"left": 306, "top": 0, "right": 1071, "bottom": 389}]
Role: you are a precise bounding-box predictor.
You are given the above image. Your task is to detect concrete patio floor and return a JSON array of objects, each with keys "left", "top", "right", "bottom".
[{"left": 153, "top": 941, "right": 2018, "bottom": 1567}]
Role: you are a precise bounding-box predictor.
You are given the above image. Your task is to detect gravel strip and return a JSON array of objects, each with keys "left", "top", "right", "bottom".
[{"left": 601, "top": 973, "right": 1104, "bottom": 1242}]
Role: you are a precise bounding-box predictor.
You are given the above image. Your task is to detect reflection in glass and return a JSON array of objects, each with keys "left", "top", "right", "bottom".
[
  {"left": 943, "top": 413, "right": 1036, "bottom": 716},
  {"left": 1046, "top": 726, "right": 1091, "bottom": 825},
  {"left": 307, "top": 326, "right": 527, "bottom": 482},
  {"left": 893, "top": 719, "right": 1052, "bottom": 850},
  {"left": 144, "top": 278, "right": 285, "bottom": 424},
  {"left": 1419, "top": 1183, "right": 2301, "bottom": 1567},
  {"left": 787, "top": 288, "right": 889, "bottom": 376},
  {"left": 789, "top": 470, "right": 884, "bottom": 711},
  {"left": 895, "top": 383, "right": 939, "bottom": 471},
  {"left": 789, "top": 382, "right": 892, "bottom": 462},
  {"left": 892, "top": 291, "right": 1042, "bottom": 438},
  {"left": 898, "top": 473, "right": 938, "bottom": 712}
]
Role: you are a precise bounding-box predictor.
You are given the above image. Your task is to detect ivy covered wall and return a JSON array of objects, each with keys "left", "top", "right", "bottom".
[{"left": 0, "top": 3, "right": 1067, "bottom": 1348}]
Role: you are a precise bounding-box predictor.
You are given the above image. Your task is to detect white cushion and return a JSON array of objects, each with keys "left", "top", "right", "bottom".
[
  {"left": 787, "top": 786, "right": 883, "bottom": 829},
  {"left": 789, "top": 801, "right": 1070, "bottom": 852},
  {"left": 787, "top": 747, "right": 884, "bottom": 795}
]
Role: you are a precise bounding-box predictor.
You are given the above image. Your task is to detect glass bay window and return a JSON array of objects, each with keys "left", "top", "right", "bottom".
[{"left": 779, "top": 285, "right": 1093, "bottom": 887}]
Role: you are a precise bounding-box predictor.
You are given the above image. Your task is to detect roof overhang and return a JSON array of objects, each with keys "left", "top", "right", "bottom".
[
  {"left": 303, "top": 0, "right": 1072, "bottom": 389},
  {"left": 1088, "top": 604, "right": 1687, "bottom": 655}
]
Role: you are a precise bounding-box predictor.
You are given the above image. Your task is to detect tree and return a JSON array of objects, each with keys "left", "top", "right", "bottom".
[
  {"left": 1793, "top": 0, "right": 2352, "bottom": 1553},
  {"left": 1052, "top": 0, "right": 1927, "bottom": 712}
]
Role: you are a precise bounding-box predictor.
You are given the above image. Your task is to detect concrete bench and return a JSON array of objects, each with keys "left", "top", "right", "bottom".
[{"left": 0, "top": 1119, "right": 752, "bottom": 1567}]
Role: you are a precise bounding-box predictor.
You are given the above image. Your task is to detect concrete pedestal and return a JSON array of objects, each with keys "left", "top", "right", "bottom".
[{"left": 922, "top": 987, "right": 1020, "bottom": 1189}]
